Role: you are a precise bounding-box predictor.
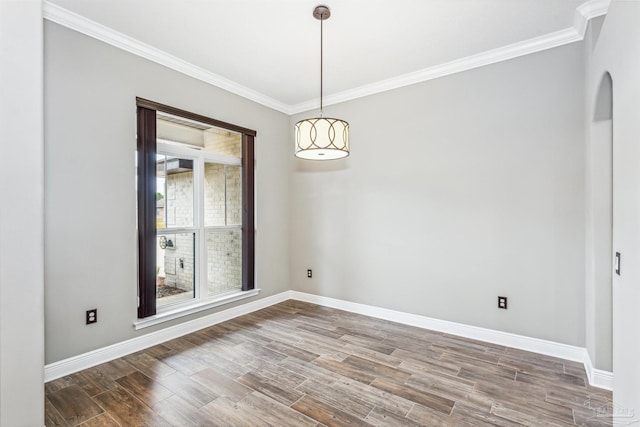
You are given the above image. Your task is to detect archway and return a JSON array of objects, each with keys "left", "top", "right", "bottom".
[{"left": 589, "top": 71, "right": 613, "bottom": 372}]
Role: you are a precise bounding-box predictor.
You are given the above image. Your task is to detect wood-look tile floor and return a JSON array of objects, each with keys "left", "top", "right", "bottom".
[{"left": 45, "top": 301, "right": 612, "bottom": 426}]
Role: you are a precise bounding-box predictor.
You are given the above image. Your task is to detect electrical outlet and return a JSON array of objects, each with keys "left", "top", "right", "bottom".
[
  {"left": 86, "top": 309, "right": 97, "bottom": 324},
  {"left": 498, "top": 296, "right": 507, "bottom": 309},
  {"left": 307, "top": 269, "right": 312, "bottom": 278}
]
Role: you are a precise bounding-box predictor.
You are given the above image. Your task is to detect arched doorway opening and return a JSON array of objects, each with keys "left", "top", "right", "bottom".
[{"left": 589, "top": 71, "right": 613, "bottom": 372}]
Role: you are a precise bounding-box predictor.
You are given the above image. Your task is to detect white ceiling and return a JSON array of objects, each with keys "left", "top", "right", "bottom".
[{"left": 46, "top": 0, "right": 606, "bottom": 114}]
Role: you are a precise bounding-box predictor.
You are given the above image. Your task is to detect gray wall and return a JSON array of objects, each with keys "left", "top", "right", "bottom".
[
  {"left": 44, "top": 22, "right": 290, "bottom": 364},
  {"left": 0, "top": 1, "right": 45, "bottom": 425},
  {"left": 290, "top": 42, "right": 587, "bottom": 346},
  {"left": 586, "top": 0, "right": 640, "bottom": 411}
]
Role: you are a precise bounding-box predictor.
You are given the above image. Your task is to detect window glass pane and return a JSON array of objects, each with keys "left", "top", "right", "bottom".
[
  {"left": 206, "top": 229, "right": 242, "bottom": 295},
  {"left": 204, "top": 163, "right": 225, "bottom": 226},
  {"left": 157, "top": 115, "right": 241, "bottom": 157},
  {"left": 204, "top": 128, "right": 241, "bottom": 157},
  {"left": 226, "top": 166, "right": 242, "bottom": 226},
  {"left": 157, "top": 232, "right": 196, "bottom": 307},
  {"left": 204, "top": 164, "right": 242, "bottom": 227},
  {"left": 157, "top": 116, "right": 206, "bottom": 151},
  {"left": 157, "top": 155, "right": 194, "bottom": 228}
]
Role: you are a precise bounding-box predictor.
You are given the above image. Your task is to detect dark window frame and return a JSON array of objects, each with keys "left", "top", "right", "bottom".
[{"left": 136, "top": 97, "right": 256, "bottom": 318}]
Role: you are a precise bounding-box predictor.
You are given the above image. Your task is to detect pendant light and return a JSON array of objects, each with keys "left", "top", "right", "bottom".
[{"left": 295, "top": 5, "right": 350, "bottom": 160}]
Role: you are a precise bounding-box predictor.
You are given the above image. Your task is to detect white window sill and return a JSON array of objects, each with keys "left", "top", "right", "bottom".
[{"left": 133, "top": 288, "right": 261, "bottom": 330}]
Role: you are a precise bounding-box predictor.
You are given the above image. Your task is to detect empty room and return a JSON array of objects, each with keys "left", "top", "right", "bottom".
[{"left": 2, "top": 0, "right": 640, "bottom": 425}]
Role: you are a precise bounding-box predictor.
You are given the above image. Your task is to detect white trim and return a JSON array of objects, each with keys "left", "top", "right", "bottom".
[
  {"left": 289, "top": 0, "right": 610, "bottom": 114},
  {"left": 591, "top": 369, "right": 614, "bottom": 391},
  {"left": 289, "top": 291, "right": 613, "bottom": 390},
  {"left": 44, "top": 291, "right": 289, "bottom": 382},
  {"left": 574, "top": 0, "right": 611, "bottom": 39},
  {"left": 134, "top": 289, "right": 261, "bottom": 330},
  {"left": 583, "top": 351, "right": 614, "bottom": 390},
  {"left": 43, "top": 0, "right": 609, "bottom": 115},
  {"left": 41, "top": 2, "right": 291, "bottom": 115},
  {"left": 290, "top": 28, "right": 582, "bottom": 113},
  {"left": 45, "top": 289, "right": 613, "bottom": 391},
  {"left": 577, "top": 0, "right": 611, "bottom": 23}
]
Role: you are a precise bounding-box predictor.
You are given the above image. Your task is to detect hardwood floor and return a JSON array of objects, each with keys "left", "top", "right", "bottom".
[{"left": 45, "top": 301, "right": 612, "bottom": 426}]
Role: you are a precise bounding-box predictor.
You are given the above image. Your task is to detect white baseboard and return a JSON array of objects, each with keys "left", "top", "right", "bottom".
[
  {"left": 45, "top": 289, "right": 612, "bottom": 391},
  {"left": 590, "top": 369, "right": 613, "bottom": 390},
  {"left": 44, "top": 291, "right": 290, "bottom": 382},
  {"left": 289, "top": 291, "right": 613, "bottom": 390},
  {"left": 582, "top": 351, "right": 614, "bottom": 390}
]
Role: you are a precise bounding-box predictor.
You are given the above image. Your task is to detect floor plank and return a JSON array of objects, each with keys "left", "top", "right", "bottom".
[
  {"left": 45, "top": 398, "right": 69, "bottom": 427},
  {"left": 76, "top": 413, "right": 121, "bottom": 427},
  {"left": 156, "top": 371, "right": 218, "bottom": 408},
  {"left": 115, "top": 371, "right": 173, "bottom": 407},
  {"left": 93, "top": 386, "right": 171, "bottom": 427},
  {"left": 312, "top": 356, "right": 377, "bottom": 384},
  {"left": 156, "top": 348, "right": 209, "bottom": 376},
  {"left": 236, "top": 371, "right": 304, "bottom": 405},
  {"left": 121, "top": 352, "right": 176, "bottom": 380},
  {"left": 199, "top": 396, "right": 270, "bottom": 427},
  {"left": 365, "top": 406, "right": 423, "bottom": 427},
  {"left": 191, "top": 367, "right": 252, "bottom": 402},
  {"left": 291, "top": 395, "right": 373, "bottom": 427},
  {"left": 370, "top": 376, "right": 455, "bottom": 415},
  {"left": 69, "top": 368, "right": 119, "bottom": 397},
  {"left": 265, "top": 340, "right": 320, "bottom": 362},
  {"left": 329, "top": 376, "right": 414, "bottom": 417},
  {"left": 151, "top": 395, "right": 218, "bottom": 427},
  {"left": 48, "top": 385, "right": 104, "bottom": 426},
  {"left": 296, "top": 379, "right": 375, "bottom": 419},
  {"left": 406, "top": 402, "right": 456, "bottom": 425},
  {"left": 237, "top": 391, "right": 318, "bottom": 427}
]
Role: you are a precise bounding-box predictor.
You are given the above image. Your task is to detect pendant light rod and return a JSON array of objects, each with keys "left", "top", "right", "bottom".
[
  {"left": 320, "top": 12, "right": 323, "bottom": 116},
  {"left": 314, "top": 5, "right": 330, "bottom": 117}
]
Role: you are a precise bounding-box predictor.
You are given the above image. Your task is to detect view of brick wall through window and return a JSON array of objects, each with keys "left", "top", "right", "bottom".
[
  {"left": 155, "top": 116, "right": 242, "bottom": 306},
  {"left": 204, "top": 128, "right": 241, "bottom": 157}
]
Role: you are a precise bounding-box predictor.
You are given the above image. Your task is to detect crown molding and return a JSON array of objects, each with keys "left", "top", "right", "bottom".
[
  {"left": 43, "top": 0, "right": 609, "bottom": 116},
  {"left": 577, "top": 0, "right": 611, "bottom": 20},
  {"left": 290, "top": 0, "right": 610, "bottom": 114},
  {"left": 42, "top": 1, "right": 291, "bottom": 114},
  {"left": 574, "top": 0, "right": 611, "bottom": 38},
  {"left": 289, "top": 28, "right": 583, "bottom": 114}
]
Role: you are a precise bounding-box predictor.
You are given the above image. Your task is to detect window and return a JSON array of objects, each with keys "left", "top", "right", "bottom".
[{"left": 136, "top": 98, "right": 255, "bottom": 319}]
